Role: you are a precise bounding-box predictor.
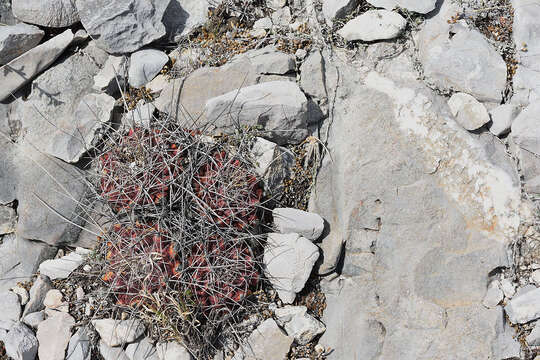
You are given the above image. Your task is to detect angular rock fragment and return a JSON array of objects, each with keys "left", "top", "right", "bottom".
[
  {"left": 205, "top": 81, "right": 309, "bottom": 145},
  {"left": 0, "top": 205, "right": 16, "bottom": 235},
  {"left": 66, "top": 327, "right": 91, "bottom": 360},
  {"left": 4, "top": 323, "right": 38, "bottom": 360},
  {"left": 125, "top": 337, "right": 159, "bottom": 360},
  {"left": 264, "top": 233, "right": 320, "bottom": 303},
  {"left": 39, "top": 252, "right": 84, "bottom": 280},
  {"left": 0, "top": 291, "right": 21, "bottom": 325},
  {"left": 322, "top": 0, "right": 359, "bottom": 25},
  {"left": 156, "top": 341, "right": 192, "bottom": 360},
  {"left": 23, "top": 275, "right": 53, "bottom": 317},
  {"left": 92, "top": 319, "right": 146, "bottom": 347},
  {"left": 489, "top": 104, "right": 521, "bottom": 136},
  {"left": 12, "top": 0, "right": 80, "bottom": 27},
  {"left": 233, "top": 319, "right": 293, "bottom": 360},
  {"left": 37, "top": 311, "right": 75, "bottom": 360},
  {"left": 273, "top": 208, "right": 324, "bottom": 241},
  {"left": 75, "top": 0, "right": 170, "bottom": 54},
  {"left": 93, "top": 55, "right": 128, "bottom": 95},
  {"left": 0, "top": 29, "right": 73, "bottom": 102},
  {"left": 0, "top": 23, "right": 44, "bottom": 65},
  {"left": 338, "top": 10, "right": 407, "bottom": 42},
  {"left": 274, "top": 305, "right": 326, "bottom": 345},
  {"left": 163, "top": 0, "right": 213, "bottom": 41},
  {"left": 505, "top": 287, "right": 540, "bottom": 324},
  {"left": 367, "top": 0, "right": 437, "bottom": 13},
  {"left": 99, "top": 340, "right": 130, "bottom": 360}
]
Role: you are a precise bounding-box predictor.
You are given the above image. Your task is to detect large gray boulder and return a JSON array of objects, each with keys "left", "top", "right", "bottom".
[
  {"left": 0, "top": 29, "right": 74, "bottom": 102},
  {"left": 311, "top": 47, "right": 522, "bottom": 359},
  {"left": 20, "top": 41, "right": 114, "bottom": 163},
  {"left": 205, "top": 81, "right": 309, "bottom": 144},
  {"left": 417, "top": 3, "right": 506, "bottom": 102},
  {"left": 0, "top": 23, "right": 44, "bottom": 65},
  {"left": 12, "top": 0, "right": 79, "bottom": 27},
  {"left": 75, "top": 0, "right": 170, "bottom": 54}
]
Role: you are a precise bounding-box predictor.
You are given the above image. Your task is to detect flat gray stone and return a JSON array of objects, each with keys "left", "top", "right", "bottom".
[
  {"left": 0, "top": 205, "right": 16, "bottom": 234},
  {"left": 20, "top": 44, "right": 115, "bottom": 163},
  {"left": 300, "top": 50, "right": 327, "bottom": 102},
  {"left": 4, "top": 323, "right": 38, "bottom": 360},
  {"left": 66, "top": 327, "right": 91, "bottom": 360},
  {"left": 22, "top": 275, "right": 53, "bottom": 318},
  {"left": 0, "top": 291, "right": 21, "bottom": 324},
  {"left": 233, "top": 319, "right": 293, "bottom": 360},
  {"left": 447, "top": 92, "right": 490, "bottom": 131},
  {"left": 205, "top": 81, "right": 309, "bottom": 145},
  {"left": 12, "top": 0, "right": 79, "bottom": 27},
  {"left": 513, "top": 0, "right": 540, "bottom": 72},
  {"left": 505, "top": 287, "right": 540, "bottom": 324},
  {"left": 92, "top": 319, "right": 146, "bottom": 347},
  {"left": 37, "top": 311, "right": 75, "bottom": 360},
  {"left": 0, "top": 235, "right": 56, "bottom": 293},
  {"left": 0, "top": 29, "right": 73, "bottom": 102},
  {"left": 93, "top": 55, "right": 128, "bottom": 94},
  {"left": 273, "top": 208, "right": 324, "bottom": 241},
  {"left": 367, "top": 0, "right": 437, "bottom": 13},
  {"left": 39, "top": 252, "right": 84, "bottom": 280},
  {"left": 11, "top": 286, "right": 28, "bottom": 306},
  {"left": 128, "top": 49, "right": 168, "bottom": 87},
  {"left": 338, "top": 10, "right": 407, "bottom": 42},
  {"left": 75, "top": 0, "right": 170, "bottom": 54},
  {"left": 482, "top": 282, "right": 504, "bottom": 308},
  {"left": 418, "top": 4, "right": 507, "bottom": 102},
  {"left": 0, "top": 23, "right": 44, "bottom": 65},
  {"left": 264, "top": 233, "right": 320, "bottom": 303}
]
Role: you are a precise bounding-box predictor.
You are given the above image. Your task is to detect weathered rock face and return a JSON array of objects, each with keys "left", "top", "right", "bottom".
[
  {"left": 19, "top": 41, "right": 113, "bottom": 163},
  {"left": 163, "top": 0, "right": 212, "bottom": 41},
  {"left": 92, "top": 319, "right": 146, "bottom": 347},
  {"left": 322, "top": 0, "right": 359, "bottom": 25},
  {"left": 338, "top": 10, "right": 407, "bottom": 42},
  {"left": 12, "top": 0, "right": 80, "bottom": 27},
  {"left": 0, "top": 23, "right": 44, "bottom": 65},
  {"left": 417, "top": 3, "right": 507, "bottom": 102},
  {"left": 128, "top": 49, "right": 168, "bottom": 88},
  {"left": 0, "top": 0, "right": 17, "bottom": 25},
  {"left": 310, "top": 48, "right": 522, "bottom": 359},
  {"left": 75, "top": 0, "right": 170, "bottom": 54},
  {"left": 234, "top": 318, "right": 293, "bottom": 360},
  {"left": 0, "top": 29, "right": 74, "bottom": 102},
  {"left": 367, "top": 0, "right": 437, "bottom": 13}
]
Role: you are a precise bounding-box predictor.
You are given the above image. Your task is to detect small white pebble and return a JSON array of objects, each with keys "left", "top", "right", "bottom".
[
  {"left": 75, "top": 286, "right": 85, "bottom": 301},
  {"left": 83, "top": 265, "right": 92, "bottom": 272}
]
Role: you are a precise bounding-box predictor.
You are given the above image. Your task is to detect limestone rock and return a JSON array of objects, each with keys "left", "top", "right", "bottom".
[
  {"left": 300, "top": 50, "right": 327, "bottom": 102},
  {"left": 0, "top": 0, "right": 16, "bottom": 25},
  {"left": 234, "top": 319, "right": 293, "bottom": 360},
  {"left": 20, "top": 46, "right": 115, "bottom": 163},
  {"left": 37, "top": 311, "right": 75, "bottom": 360},
  {"left": 251, "top": 137, "right": 295, "bottom": 198},
  {"left": 505, "top": 287, "right": 540, "bottom": 324},
  {"left": 338, "top": 10, "right": 407, "bottom": 42},
  {"left": 513, "top": 0, "right": 540, "bottom": 72},
  {"left": 12, "top": 0, "right": 79, "bottom": 27},
  {"left": 11, "top": 286, "right": 28, "bottom": 306},
  {"left": 0, "top": 29, "right": 73, "bottom": 102},
  {"left": 4, "top": 323, "right": 38, "bottom": 360},
  {"left": 264, "top": 233, "right": 320, "bottom": 303},
  {"left": 66, "top": 327, "right": 91, "bottom": 360},
  {"left": 492, "top": 308, "right": 522, "bottom": 359},
  {"left": 0, "top": 291, "right": 21, "bottom": 325},
  {"left": 271, "top": 6, "right": 292, "bottom": 27},
  {"left": 155, "top": 48, "right": 296, "bottom": 123},
  {"left": 93, "top": 55, "right": 128, "bottom": 95},
  {"left": 0, "top": 236, "right": 55, "bottom": 293},
  {"left": 272, "top": 208, "right": 324, "bottom": 241},
  {"left": 0, "top": 23, "right": 44, "bottom": 65},
  {"left": 156, "top": 341, "right": 192, "bottom": 360},
  {"left": 23, "top": 275, "right": 53, "bottom": 317},
  {"left": 205, "top": 81, "right": 309, "bottom": 145},
  {"left": 43, "top": 289, "right": 68, "bottom": 313},
  {"left": 527, "top": 322, "right": 540, "bottom": 346},
  {"left": 322, "top": 0, "right": 359, "bottom": 25},
  {"left": 100, "top": 340, "right": 129, "bottom": 360},
  {"left": 125, "top": 337, "right": 159, "bottom": 360},
  {"left": 253, "top": 17, "right": 272, "bottom": 30},
  {"left": 75, "top": 0, "right": 170, "bottom": 54},
  {"left": 22, "top": 311, "right": 46, "bottom": 330},
  {"left": 92, "top": 319, "right": 146, "bottom": 347},
  {"left": 367, "top": 0, "right": 437, "bottom": 13},
  {"left": 447, "top": 92, "right": 490, "bottom": 131},
  {"left": 39, "top": 252, "right": 84, "bottom": 280},
  {"left": 489, "top": 104, "right": 521, "bottom": 136},
  {"left": 0, "top": 205, "right": 16, "bottom": 234},
  {"left": 274, "top": 305, "right": 326, "bottom": 345},
  {"left": 122, "top": 102, "right": 156, "bottom": 129},
  {"left": 418, "top": 5, "right": 507, "bottom": 102},
  {"left": 482, "top": 282, "right": 504, "bottom": 308},
  {"left": 128, "top": 49, "right": 168, "bottom": 88},
  {"left": 163, "top": 0, "right": 213, "bottom": 42}
]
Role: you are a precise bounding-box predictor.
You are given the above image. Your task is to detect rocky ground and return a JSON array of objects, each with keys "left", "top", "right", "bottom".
[{"left": 1, "top": 0, "right": 540, "bottom": 359}]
